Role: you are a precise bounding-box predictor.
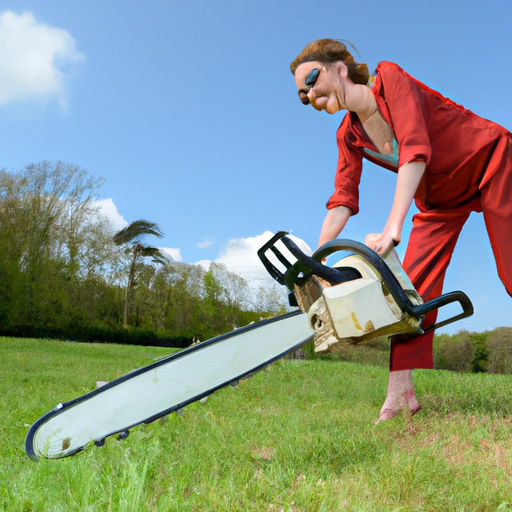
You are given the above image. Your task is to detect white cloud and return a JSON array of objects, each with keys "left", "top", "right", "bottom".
[
  {"left": 94, "top": 198, "right": 127, "bottom": 232},
  {"left": 197, "top": 237, "right": 215, "bottom": 249},
  {"left": 215, "top": 231, "right": 312, "bottom": 287},
  {"left": 0, "top": 11, "right": 85, "bottom": 107},
  {"left": 160, "top": 247, "right": 182, "bottom": 262},
  {"left": 195, "top": 259, "right": 212, "bottom": 270}
]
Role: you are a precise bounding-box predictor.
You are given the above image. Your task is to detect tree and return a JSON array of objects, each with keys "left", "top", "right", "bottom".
[
  {"left": 153, "top": 262, "right": 206, "bottom": 336},
  {"left": 434, "top": 331, "right": 476, "bottom": 373},
  {"left": 0, "top": 161, "right": 103, "bottom": 330},
  {"left": 252, "top": 280, "right": 288, "bottom": 317},
  {"left": 113, "top": 219, "right": 167, "bottom": 328},
  {"left": 486, "top": 327, "right": 512, "bottom": 374}
]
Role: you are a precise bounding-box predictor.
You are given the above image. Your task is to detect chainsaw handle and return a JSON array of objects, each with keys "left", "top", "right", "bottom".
[
  {"left": 257, "top": 231, "right": 292, "bottom": 285},
  {"left": 257, "top": 231, "right": 355, "bottom": 288},
  {"left": 411, "top": 291, "right": 474, "bottom": 333},
  {"left": 313, "top": 239, "right": 413, "bottom": 310},
  {"left": 313, "top": 239, "right": 474, "bottom": 331}
]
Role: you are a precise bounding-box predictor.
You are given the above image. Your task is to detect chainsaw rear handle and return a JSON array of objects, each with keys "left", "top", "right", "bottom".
[{"left": 258, "top": 232, "right": 474, "bottom": 333}]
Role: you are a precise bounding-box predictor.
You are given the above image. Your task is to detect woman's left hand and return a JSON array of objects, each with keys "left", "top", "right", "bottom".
[{"left": 365, "top": 232, "right": 398, "bottom": 257}]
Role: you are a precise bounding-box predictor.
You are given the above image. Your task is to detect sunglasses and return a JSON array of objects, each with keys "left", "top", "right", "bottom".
[{"left": 298, "top": 67, "right": 321, "bottom": 105}]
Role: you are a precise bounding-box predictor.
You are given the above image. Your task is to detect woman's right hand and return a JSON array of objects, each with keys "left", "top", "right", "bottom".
[{"left": 365, "top": 232, "right": 398, "bottom": 257}]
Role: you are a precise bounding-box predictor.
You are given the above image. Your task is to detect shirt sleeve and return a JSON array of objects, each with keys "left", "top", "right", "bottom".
[
  {"left": 377, "top": 62, "right": 433, "bottom": 167},
  {"left": 326, "top": 118, "right": 362, "bottom": 215}
]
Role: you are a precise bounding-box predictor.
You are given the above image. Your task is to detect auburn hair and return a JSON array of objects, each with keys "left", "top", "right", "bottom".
[{"left": 290, "top": 39, "right": 369, "bottom": 85}]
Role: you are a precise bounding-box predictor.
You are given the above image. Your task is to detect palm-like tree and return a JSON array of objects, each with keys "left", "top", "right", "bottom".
[{"left": 113, "top": 219, "right": 167, "bottom": 328}]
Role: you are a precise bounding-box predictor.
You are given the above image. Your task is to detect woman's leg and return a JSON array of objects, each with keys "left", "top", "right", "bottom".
[
  {"left": 378, "top": 209, "right": 469, "bottom": 422},
  {"left": 480, "top": 150, "right": 512, "bottom": 297}
]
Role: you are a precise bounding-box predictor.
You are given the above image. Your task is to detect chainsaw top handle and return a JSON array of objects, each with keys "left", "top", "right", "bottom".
[{"left": 257, "top": 231, "right": 357, "bottom": 289}]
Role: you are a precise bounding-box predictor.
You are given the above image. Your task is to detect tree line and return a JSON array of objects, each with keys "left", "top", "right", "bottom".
[
  {"left": 0, "top": 162, "right": 287, "bottom": 346},
  {"left": 433, "top": 327, "right": 512, "bottom": 374},
  {"left": 307, "top": 327, "right": 512, "bottom": 375}
]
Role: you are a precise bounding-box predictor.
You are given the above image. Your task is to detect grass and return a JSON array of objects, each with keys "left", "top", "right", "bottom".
[{"left": 2, "top": 336, "right": 512, "bottom": 511}]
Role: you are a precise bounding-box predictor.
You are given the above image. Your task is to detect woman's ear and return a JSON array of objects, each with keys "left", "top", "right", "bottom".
[{"left": 335, "top": 61, "right": 348, "bottom": 79}]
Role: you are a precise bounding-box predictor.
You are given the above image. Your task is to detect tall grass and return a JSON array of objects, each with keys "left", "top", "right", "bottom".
[{"left": 2, "top": 336, "right": 512, "bottom": 511}]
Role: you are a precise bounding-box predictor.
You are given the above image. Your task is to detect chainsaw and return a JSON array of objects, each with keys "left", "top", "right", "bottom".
[
  {"left": 25, "top": 232, "right": 472, "bottom": 460},
  {"left": 258, "top": 231, "right": 473, "bottom": 352}
]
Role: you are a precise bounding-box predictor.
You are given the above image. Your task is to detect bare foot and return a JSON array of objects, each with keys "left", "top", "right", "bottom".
[
  {"left": 375, "top": 404, "right": 422, "bottom": 424},
  {"left": 375, "top": 370, "right": 421, "bottom": 424},
  {"left": 404, "top": 389, "right": 421, "bottom": 415},
  {"left": 375, "top": 408, "right": 400, "bottom": 424}
]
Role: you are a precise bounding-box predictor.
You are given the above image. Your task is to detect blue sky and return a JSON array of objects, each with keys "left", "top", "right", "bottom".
[{"left": 1, "top": 0, "right": 512, "bottom": 334}]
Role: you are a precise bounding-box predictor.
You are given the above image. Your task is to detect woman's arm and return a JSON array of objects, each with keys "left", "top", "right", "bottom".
[
  {"left": 318, "top": 205, "right": 353, "bottom": 248},
  {"left": 365, "top": 160, "right": 426, "bottom": 255}
]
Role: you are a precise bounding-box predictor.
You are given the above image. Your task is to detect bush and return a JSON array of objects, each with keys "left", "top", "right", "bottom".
[
  {"left": 434, "top": 330, "right": 488, "bottom": 373},
  {"left": 434, "top": 331, "right": 475, "bottom": 372},
  {"left": 0, "top": 323, "right": 190, "bottom": 348},
  {"left": 486, "top": 327, "right": 512, "bottom": 374}
]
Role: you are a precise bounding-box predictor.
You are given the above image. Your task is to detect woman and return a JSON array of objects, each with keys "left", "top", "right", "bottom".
[{"left": 291, "top": 39, "right": 512, "bottom": 423}]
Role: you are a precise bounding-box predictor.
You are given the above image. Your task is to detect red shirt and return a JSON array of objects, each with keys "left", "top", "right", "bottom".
[{"left": 328, "top": 61, "right": 512, "bottom": 215}]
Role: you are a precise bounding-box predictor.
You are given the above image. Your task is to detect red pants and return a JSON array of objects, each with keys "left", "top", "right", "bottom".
[{"left": 390, "top": 163, "right": 512, "bottom": 370}]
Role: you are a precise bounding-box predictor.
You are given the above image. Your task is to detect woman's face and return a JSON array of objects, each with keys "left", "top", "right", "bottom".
[{"left": 294, "top": 61, "right": 348, "bottom": 114}]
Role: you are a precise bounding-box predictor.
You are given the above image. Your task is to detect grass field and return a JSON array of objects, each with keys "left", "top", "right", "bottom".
[{"left": 2, "top": 336, "right": 512, "bottom": 511}]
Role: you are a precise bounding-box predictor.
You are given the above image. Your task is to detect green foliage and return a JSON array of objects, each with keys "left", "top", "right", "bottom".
[
  {"left": 0, "top": 162, "right": 286, "bottom": 345},
  {"left": 4, "top": 337, "right": 512, "bottom": 510},
  {"left": 471, "top": 332, "right": 489, "bottom": 373},
  {"left": 312, "top": 327, "right": 512, "bottom": 376},
  {"left": 0, "top": 161, "right": 109, "bottom": 333},
  {"left": 434, "top": 331, "right": 476, "bottom": 372},
  {"left": 486, "top": 327, "right": 512, "bottom": 374},
  {"left": 434, "top": 329, "right": 493, "bottom": 374},
  {"left": 112, "top": 219, "right": 164, "bottom": 245},
  {"left": 1, "top": 323, "right": 190, "bottom": 348}
]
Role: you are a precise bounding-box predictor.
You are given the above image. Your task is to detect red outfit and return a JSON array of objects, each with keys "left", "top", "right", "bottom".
[{"left": 328, "top": 61, "right": 512, "bottom": 370}]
